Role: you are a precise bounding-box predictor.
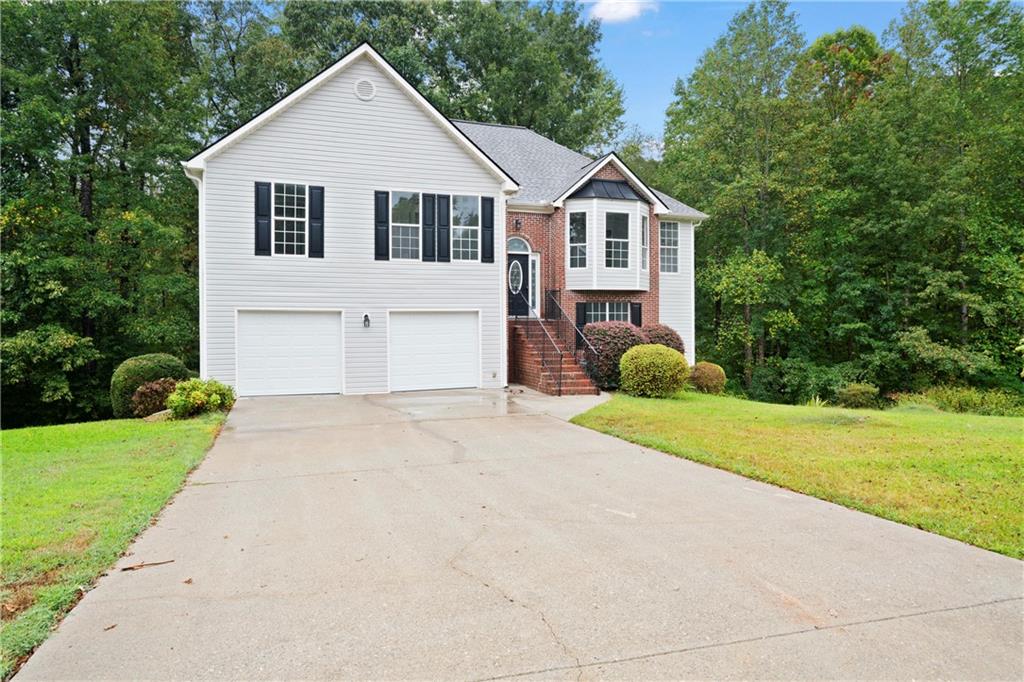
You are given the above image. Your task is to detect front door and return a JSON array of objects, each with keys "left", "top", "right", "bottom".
[{"left": 508, "top": 253, "right": 529, "bottom": 316}]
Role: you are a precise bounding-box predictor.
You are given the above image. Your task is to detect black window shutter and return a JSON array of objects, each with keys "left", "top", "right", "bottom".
[
  {"left": 575, "top": 302, "right": 588, "bottom": 332},
  {"left": 630, "top": 302, "right": 642, "bottom": 327},
  {"left": 422, "top": 193, "right": 436, "bottom": 262},
  {"left": 308, "top": 186, "right": 324, "bottom": 258},
  {"left": 436, "top": 194, "right": 451, "bottom": 262},
  {"left": 481, "top": 196, "right": 494, "bottom": 263},
  {"left": 374, "top": 191, "right": 389, "bottom": 260},
  {"left": 254, "top": 182, "right": 271, "bottom": 256}
]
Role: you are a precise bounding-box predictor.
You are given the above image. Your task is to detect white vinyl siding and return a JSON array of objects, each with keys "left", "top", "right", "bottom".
[
  {"left": 659, "top": 221, "right": 695, "bottom": 364},
  {"left": 388, "top": 311, "right": 480, "bottom": 391},
  {"left": 201, "top": 55, "right": 505, "bottom": 394}
]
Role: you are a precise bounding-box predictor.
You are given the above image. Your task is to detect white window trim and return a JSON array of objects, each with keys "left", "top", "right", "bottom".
[
  {"left": 270, "top": 181, "right": 309, "bottom": 258},
  {"left": 451, "top": 194, "right": 482, "bottom": 263},
  {"left": 641, "top": 214, "right": 649, "bottom": 271},
  {"left": 568, "top": 211, "right": 587, "bottom": 269},
  {"left": 389, "top": 190, "right": 422, "bottom": 261},
  {"left": 660, "top": 221, "right": 679, "bottom": 273},
  {"left": 586, "top": 301, "right": 630, "bottom": 323},
  {"left": 604, "top": 211, "right": 630, "bottom": 269}
]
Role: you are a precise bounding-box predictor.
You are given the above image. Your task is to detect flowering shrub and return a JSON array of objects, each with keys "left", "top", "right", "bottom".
[
  {"left": 166, "top": 378, "right": 236, "bottom": 419},
  {"left": 641, "top": 323, "right": 685, "bottom": 355},
  {"left": 620, "top": 344, "right": 689, "bottom": 398},
  {"left": 690, "top": 361, "right": 726, "bottom": 394},
  {"left": 582, "top": 321, "right": 648, "bottom": 389},
  {"left": 131, "top": 378, "right": 179, "bottom": 417}
]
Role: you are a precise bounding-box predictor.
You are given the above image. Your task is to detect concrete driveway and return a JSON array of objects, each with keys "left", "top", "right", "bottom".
[{"left": 18, "top": 389, "right": 1023, "bottom": 680}]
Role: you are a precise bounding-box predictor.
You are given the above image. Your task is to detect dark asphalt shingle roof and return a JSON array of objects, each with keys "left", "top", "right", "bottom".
[{"left": 452, "top": 119, "right": 707, "bottom": 219}]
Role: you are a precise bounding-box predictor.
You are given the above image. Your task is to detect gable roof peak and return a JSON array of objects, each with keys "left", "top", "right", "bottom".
[{"left": 182, "top": 42, "right": 517, "bottom": 191}]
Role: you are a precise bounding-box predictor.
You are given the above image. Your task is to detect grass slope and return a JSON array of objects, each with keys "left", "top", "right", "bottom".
[
  {"left": 572, "top": 393, "right": 1023, "bottom": 558},
  {"left": 1, "top": 414, "right": 225, "bottom": 678}
]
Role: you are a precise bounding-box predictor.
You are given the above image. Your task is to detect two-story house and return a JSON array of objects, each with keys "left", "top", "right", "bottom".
[{"left": 182, "top": 43, "right": 705, "bottom": 398}]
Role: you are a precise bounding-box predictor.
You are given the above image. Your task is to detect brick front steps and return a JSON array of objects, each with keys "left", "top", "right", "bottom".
[{"left": 509, "top": 320, "right": 600, "bottom": 396}]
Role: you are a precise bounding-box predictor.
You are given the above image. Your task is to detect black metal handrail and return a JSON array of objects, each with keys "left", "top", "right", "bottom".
[
  {"left": 511, "top": 290, "right": 564, "bottom": 396},
  {"left": 544, "top": 290, "right": 600, "bottom": 383}
]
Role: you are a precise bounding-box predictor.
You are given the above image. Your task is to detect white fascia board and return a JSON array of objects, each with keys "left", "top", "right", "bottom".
[
  {"left": 663, "top": 211, "right": 709, "bottom": 222},
  {"left": 181, "top": 44, "right": 518, "bottom": 191},
  {"left": 552, "top": 153, "right": 669, "bottom": 213},
  {"left": 507, "top": 201, "right": 555, "bottom": 214}
]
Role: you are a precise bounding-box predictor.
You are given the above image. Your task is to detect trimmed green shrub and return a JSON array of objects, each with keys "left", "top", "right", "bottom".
[
  {"left": 835, "top": 382, "right": 880, "bottom": 409},
  {"left": 110, "top": 353, "right": 192, "bottom": 418},
  {"left": 691, "top": 361, "right": 726, "bottom": 394},
  {"left": 166, "top": 378, "right": 236, "bottom": 419},
  {"left": 619, "top": 344, "right": 690, "bottom": 398},
  {"left": 641, "top": 323, "right": 685, "bottom": 355},
  {"left": 131, "top": 378, "right": 179, "bottom": 417},
  {"left": 921, "top": 385, "right": 1024, "bottom": 417},
  {"left": 582, "top": 321, "right": 648, "bottom": 389}
]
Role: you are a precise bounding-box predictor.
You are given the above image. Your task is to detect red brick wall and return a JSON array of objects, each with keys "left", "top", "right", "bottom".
[{"left": 505, "top": 160, "right": 661, "bottom": 329}]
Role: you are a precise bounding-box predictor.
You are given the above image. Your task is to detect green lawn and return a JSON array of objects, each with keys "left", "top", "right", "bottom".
[
  {"left": 1, "top": 415, "right": 225, "bottom": 678},
  {"left": 572, "top": 393, "right": 1024, "bottom": 558}
]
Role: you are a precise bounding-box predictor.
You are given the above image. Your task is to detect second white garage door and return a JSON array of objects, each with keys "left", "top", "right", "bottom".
[{"left": 388, "top": 311, "right": 480, "bottom": 391}]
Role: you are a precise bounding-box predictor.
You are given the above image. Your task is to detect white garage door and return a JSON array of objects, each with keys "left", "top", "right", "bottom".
[
  {"left": 236, "top": 310, "right": 342, "bottom": 396},
  {"left": 389, "top": 311, "right": 480, "bottom": 391}
]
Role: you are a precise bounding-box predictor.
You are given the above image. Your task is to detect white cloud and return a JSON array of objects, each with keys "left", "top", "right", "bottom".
[{"left": 589, "top": 0, "right": 659, "bottom": 24}]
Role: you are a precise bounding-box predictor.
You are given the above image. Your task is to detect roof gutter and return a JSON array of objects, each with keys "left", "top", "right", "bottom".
[{"left": 181, "top": 160, "right": 204, "bottom": 188}]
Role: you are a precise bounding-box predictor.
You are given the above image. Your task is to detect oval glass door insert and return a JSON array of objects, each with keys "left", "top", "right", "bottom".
[{"left": 508, "top": 260, "right": 523, "bottom": 294}]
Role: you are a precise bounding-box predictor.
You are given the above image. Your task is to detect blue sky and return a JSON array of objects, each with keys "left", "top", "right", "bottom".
[{"left": 590, "top": 1, "right": 909, "bottom": 137}]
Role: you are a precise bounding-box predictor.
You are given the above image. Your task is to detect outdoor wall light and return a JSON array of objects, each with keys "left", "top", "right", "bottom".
[
  {"left": 363, "top": 314, "right": 371, "bottom": 328},
  {"left": 513, "top": 218, "right": 522, "bottom": 231}
]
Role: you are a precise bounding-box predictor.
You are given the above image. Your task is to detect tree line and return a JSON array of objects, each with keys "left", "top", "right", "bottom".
[
  {"left": 2, "top": 0, "right": 1021, "bottom": 427},
  {"left": 641, "top": 0, "right": 1023, "bottom": 402}
]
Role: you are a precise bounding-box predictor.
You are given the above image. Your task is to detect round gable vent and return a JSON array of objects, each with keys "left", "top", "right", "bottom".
[{"left": 354, "top": 78, "right": 376, "bottom": 101}]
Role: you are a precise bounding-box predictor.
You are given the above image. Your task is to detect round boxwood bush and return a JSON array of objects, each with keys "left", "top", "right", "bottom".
[
  {"left": 131, "top": 378, "right": 179, "bottom": 417},
  {"left": 110, "top": 353, "right": 192, "bottom": 418},
  {"left": 835, "top": 382, "right": 879, "bottom": 409},
  {"left": 641, "top": 323, "right": 685, "bottom": 355},
  {"left": 582, "top": 321, "right": 649, "bottom": 389},
  {"left": 690, "top": 361, "right": 727, "bottom": 394},
  {"left": 166, "top": 378, "right": 236, "bottom": 419},
  {"left": 619, "top": 344, "right": 690, "bottom": 398}
]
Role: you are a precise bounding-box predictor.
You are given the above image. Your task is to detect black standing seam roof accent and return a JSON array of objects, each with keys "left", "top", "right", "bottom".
[
  {"left": 185, "top": 42, "right": 519, "bottom": 187},
  {"left": 568, "top": 179, "right": 644, "bottom": 202}
]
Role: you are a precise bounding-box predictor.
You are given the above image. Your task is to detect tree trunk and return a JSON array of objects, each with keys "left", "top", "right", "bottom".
[{"left": 743, "top": 303, "right": 753, "bottom": 387}]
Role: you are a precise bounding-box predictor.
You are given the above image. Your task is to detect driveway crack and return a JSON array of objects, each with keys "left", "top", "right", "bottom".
[{"left": 447, "top": 527, "right": 584, "bottom": 679}]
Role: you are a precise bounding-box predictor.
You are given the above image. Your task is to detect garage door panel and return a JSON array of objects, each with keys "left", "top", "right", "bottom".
[
  {"left": 237, "top": 311, "right": 343, "bottom": 396},
  {"left": 389, "top": 312, "right": 479, "bottom": 392}
]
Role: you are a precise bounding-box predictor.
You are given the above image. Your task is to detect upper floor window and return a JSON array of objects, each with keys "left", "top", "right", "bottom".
[
  {"left": 391, "top": 191, "right": 420, "bottom": 259},
  {"left": 452, "top": 195, "right": 480, "bottom": 261},
  {"left": 641, "top": 214, "right": 649, "bottom": 270},
  {"left": 660, "top": 221, "right": 679, "bottom": 273},
  {"left": 274, "top": 183, "right": 307, "bottom": 255},
  {"left": 605, "top": 213, "right": 629, "bottom": 268},
  {"left": 569, "top": 212, "right": 587, "bottom": 268}
]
